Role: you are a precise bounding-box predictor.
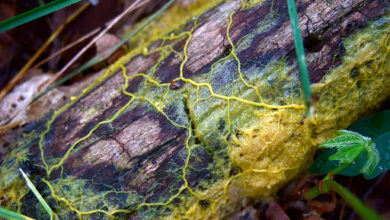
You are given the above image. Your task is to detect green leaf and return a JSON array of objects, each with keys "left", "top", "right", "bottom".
[
  {"left": 361, "top": 141, "right": 380, "bottom": 175},
  {"left": 318, "top": 130, "right": 379, "bottom": 176},
  {"left": 320, "top": 130, "right": 366, "bottom": 149},
  {"left": 310, "top": 110, "right": 390, "bottom": 179},
  {"left": 348, "top": 110, "right": 390, "bottom": 178},
  {"left": 328, "top": 144, "right": 364, "bottom": 163},
  {"left": 0, "top": 0, "right": 81, "bottom": 33}
]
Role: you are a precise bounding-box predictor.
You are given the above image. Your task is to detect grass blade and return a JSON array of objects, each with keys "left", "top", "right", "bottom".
[
  {"left": 0, "top": 0, "right": 81, "bottom": 33},
  {"left": 19, "top": 169, "right": 57, "bottom": 220},
  {"left": 0, "top": 206, "right": 34, "bottom": 220},
  {"left": 286, "top": 0, "right": 311, "bottom": 113}
]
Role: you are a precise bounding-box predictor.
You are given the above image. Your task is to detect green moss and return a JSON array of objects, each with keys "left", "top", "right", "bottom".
[
  {"left": 164, "top": 11, "right": 390, "bottom": 220},
  {"left": 42, "top": 177, "right": 143, "bottom": 220},
  {"left": 1, "top": 1, "right": 389, "bottom": 219},
  {"left": 0, "top": 147, "right": 30, "bottom": 211}
]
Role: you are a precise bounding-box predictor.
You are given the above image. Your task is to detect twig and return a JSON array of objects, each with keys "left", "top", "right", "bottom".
[
  {"left": 31, "top": 0, "right": 176, "bottom": 104},
  {"left": 48, "top": 0, "right": 149, "bottom": 86},
  {"left": 32, "top": 27, "right": 101, "bottom": 70},
  {"left": 0, "top": 2, "right": 90, "bottom": 101},
  {"left": 0, "top": 120, "right": 21, "bottom": 137}
]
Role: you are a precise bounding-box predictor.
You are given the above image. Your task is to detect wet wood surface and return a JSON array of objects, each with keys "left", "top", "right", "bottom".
[{"left": 1, "top": 0, "right": 388, "bottom": 218}]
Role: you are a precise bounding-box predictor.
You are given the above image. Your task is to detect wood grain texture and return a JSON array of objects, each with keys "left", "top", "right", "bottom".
[{"left": 1, "top": 0, "right": 388, "bottom": 219}]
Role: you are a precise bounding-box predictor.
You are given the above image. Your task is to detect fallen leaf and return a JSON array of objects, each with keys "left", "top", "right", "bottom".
[{"left": 0, "top": 70, "right": 66, "bottom": 126}]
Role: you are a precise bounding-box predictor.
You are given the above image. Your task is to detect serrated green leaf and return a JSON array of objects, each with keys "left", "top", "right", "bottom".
[
  {"left": 312, "top": 130, "right": 378, "bottom": 176},
  {"left": 338, "top": 130, "right": 371, "bottom": 141},
  {"left": 319, "top": 130, "right": 376, "bottom": 172},
  {"left": 320, "top": 136, "right": 363, "bottom": 148},
  {"left": 310, "top": 110, "right": 390, "bottom": 179},
  {"left": 322, "top": 130, "right": 379, "bottom": 175},
  {"left": 361, "top": 142, "right": 380, "bottom": 175},
  {"left": 328, "top": 144, "right": 364, "bottom": 163},
  {"left": 347, "top": 111, "right": 390, "bottom": 178},
  {"left": 319, "top": 130, "right": 365, "bottom": 148}
]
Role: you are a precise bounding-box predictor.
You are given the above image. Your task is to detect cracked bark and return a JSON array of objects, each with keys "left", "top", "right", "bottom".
[{"left": 1, "top": 0, "right": 388, "bottom": 218}]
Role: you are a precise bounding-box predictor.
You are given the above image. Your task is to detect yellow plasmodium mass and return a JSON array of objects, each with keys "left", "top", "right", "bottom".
[
  {"left": 312, "top": 16, "right": 390, "bottom": 143},
  {"left": 229, "top": 12, "right": 390, "bottom": 200},
  {"left": 229, "top": 109, "right": 312, "bottom": 197},
  {"left": 1, "top": 0, "right": 389, "bottom": 219},
  {"left": 168, "top": 13, "right": 390, "bottom": 220},
  {"left": 43, "top": 5, "right": 389, "bottom": 219},
  {"left": 0, "top": 147, "right": 29, "bottom": 211}
]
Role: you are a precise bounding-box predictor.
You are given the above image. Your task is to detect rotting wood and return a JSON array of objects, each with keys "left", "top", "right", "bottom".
[{"left": 0, "top": 0, "right": 389, "bottom": 219}]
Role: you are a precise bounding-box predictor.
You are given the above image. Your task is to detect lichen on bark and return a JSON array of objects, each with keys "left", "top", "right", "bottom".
[{"left": 0, "top": 0, "right": 389, "bottom": 219}]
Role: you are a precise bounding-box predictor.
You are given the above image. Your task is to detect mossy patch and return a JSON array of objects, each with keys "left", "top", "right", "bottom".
[{"left": 0, "top": 1, "right": 389, "bottom": 220}]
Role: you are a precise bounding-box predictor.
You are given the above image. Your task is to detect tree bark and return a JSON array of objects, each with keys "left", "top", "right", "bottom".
[{"left": 1, "top": 0, "right": 389, "bottom": 219}]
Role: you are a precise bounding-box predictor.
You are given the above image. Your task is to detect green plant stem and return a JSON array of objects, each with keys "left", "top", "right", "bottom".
[
  {"left": 0, "top": 0, "right": 81, "bottom": 33},
  {"left": 324, "top": 162, "right": 351, "bottom": 180},
  {"left": 303, "top": 180, "right": 384, "bottom": 220},
  {"left": 0, "top": 206, "right": 34, "bottom": 220},
  {"left": 303, "top": 180, "right": 331, "bottom": 200},
  {"left": 330, "top": 180, "right": 384, "bottom": 220},
  {"left": 286, "top": 0, "right": 311, "bottom": 113}
]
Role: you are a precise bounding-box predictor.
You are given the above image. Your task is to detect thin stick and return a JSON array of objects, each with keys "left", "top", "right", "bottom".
[
  {"left": 49, "top": 0, "right": 149, "bottom": 85},
  {"left": 0, "top": 2, "right": 90, "bottom": 101},
  {"left": 32, "top": 27, "right": 101, "bottom": 70},
  {"left": 0, "top": 120, "right": 21, "bottom": 137},
  {"left": 31, "top": 0, "right": 176, "bottom": 104}
]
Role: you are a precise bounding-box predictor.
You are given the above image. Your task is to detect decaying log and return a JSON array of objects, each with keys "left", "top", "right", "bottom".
[{"left": 1, "top": 0, "right": 389, "bottom": 219}]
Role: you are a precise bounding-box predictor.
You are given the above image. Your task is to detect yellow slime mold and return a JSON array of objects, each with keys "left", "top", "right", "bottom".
[{"left": 1, "top": 1, "right": 389, "bottom": 219}]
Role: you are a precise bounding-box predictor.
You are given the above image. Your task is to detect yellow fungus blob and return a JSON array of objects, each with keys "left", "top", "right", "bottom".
[{"left": 0, "top": 1, "right": 389, "bottom": 219}]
